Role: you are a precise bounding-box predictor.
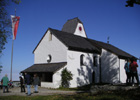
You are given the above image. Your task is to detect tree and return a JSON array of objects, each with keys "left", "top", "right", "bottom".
[
  {"left": 126, "top": 0, "right": 140, "bottom": 7},
  {"left": 0, "top": 65, "right": 2, "bottom": 73},
  {"left": 0, "top": 0, "right": 21, "bottom": 73},
  {"left": 61, "top": 68, "right": 73, "bottom": 88},
  {"left": 0, "top": 0, "right": 21, "bottom": 55},
  {"left": 0, "top": 0, "right": 11, "bottom": 55}
]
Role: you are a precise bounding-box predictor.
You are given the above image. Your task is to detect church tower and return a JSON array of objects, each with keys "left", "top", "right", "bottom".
[{"left": 62, "top": 17, "right": 87, "bottom": 38}]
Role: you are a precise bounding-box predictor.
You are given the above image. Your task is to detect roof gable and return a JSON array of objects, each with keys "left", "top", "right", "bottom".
[
  {"left": 50, "top": 28, "right": 101, "bottom": 54},
  {"left": 33, "top": 29, "right": 50, "bottom": 53},
  {"left": 33, "top": 28, "right": 101, "bottom": 54}
]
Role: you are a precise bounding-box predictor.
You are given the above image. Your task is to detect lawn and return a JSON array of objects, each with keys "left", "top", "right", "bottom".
[
  {"left": 0, "top": 94, "right": 127, "bottom": 100},
  {"left": 1, "top": 87, "right": 140, "bottom": 100}
]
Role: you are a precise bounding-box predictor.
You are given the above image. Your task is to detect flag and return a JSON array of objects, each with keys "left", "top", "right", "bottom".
[{"left": 11, "top": 15, "right": 20, "bottom": 40}]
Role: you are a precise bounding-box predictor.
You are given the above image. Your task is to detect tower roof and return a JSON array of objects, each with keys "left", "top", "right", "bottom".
[{"left": 62, "top": 17, "right": 82, "bottom": 33}]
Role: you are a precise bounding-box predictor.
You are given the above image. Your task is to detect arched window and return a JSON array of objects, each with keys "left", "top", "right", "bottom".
[
  {"left": 80, "top": 54, "right": 84, "bottom": 66},
  {"left": 47, "top": 54, "right": 52, "bottom": 63},
  {"left": 93, "top": 56, "right": 97, "bottom": 67}
]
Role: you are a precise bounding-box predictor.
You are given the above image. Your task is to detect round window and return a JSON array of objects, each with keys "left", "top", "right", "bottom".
[
  {"left": 79, "top": 26, "right": 82, "bottom": 31},
  {"left": 47, "top": 55, "right": 52, "bottom": 63}
]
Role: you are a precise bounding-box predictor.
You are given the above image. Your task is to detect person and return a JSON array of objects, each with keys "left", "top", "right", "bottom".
[
  {"left": 2, "top": 74, "right": 9, "bottom": 93},
  {"left": 0, "top": 79, "right": 3, "bottom": 89},
  {"left": 124, "top": 59, "right": 131, "bottom": 85},
  {"left": 19, "top": 76, "right": 25, "bottom": 92},
  {"left": 8, "top": 80, "right": 13, "bottom": 88},
  {"left": 129, "top": 58, "right": 139, "bottom": 86},
  {"left": 25, "top": 73, "right": 32, "bottom": 96},
  {"left": 33, "top": 74, "right": 40, "bottom": 93}
]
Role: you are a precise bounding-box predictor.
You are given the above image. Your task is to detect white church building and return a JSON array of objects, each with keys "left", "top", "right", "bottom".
[{"left": 21, "top": 18, "right": 136, "bottom": 88}]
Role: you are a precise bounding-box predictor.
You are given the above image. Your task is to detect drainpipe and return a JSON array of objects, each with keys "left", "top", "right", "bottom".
[
  {"left": 99, "top": 56, "right": 102, "bottom": 83},
  {"left": 119, "top": 59, "right": 120, "bottom": 83}
]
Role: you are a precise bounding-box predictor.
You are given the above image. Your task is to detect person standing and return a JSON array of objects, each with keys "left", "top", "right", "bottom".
[
  {"left": 33, "top": 74, "right": 40, "bottom": 93},
  {"left": 25, "top": 73, "right": 31, "bottom": 96},
  {"left": 124, "top": 59, "right": 131, "bottom": 85},
  {"left": 19, "top": 76, "right": 25, "bottom": 92},
  {"left": 129, "top": 58, "right": 139, "bottom": 86},
  {"left": 2, "top": 74, "right": 9, "bottom": 93}
]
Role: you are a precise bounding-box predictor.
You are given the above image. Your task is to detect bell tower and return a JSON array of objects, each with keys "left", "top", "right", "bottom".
[{"left": 62, "top": 17, "right": 87, "bottom": 38}]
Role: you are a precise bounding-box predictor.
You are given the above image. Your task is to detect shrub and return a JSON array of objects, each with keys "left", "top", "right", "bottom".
[{"left": 61, "top": 68, "right": 73, "bottom": 88}]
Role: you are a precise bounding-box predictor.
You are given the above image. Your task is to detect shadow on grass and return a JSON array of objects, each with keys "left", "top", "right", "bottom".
[{"left": 58, "top": 83, "right": 140, "bottom": 100}]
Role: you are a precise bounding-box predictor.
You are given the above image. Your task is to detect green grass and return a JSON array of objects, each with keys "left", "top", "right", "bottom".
[
  {"left": 1, "top": 88, "right": 140, "bottom": 100},
  {"left": 0, "top": 94, "right": 129, "bottom": 100},
  {"left": 1, "top": 85, "right": 140, "bottom": 100}
]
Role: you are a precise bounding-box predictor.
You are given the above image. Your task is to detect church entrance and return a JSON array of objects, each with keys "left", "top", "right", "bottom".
[{"left": 92, "top": 71, "right": 95, "bottom": 84}]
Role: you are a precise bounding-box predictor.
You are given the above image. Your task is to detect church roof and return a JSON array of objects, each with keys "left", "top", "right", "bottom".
[
  {"left": 86, "top": 38, "right": 135, "bottom": 59},
  {"left": 33, "top": 27, "right": 136, "bottom": 59},
  {"left": 62, "top": 17, "right": 82, "bottom": 33},
  {"left": 50, "top": 28, "right": 136, "bottom": 59},
  {"left": 21, "top": 62, "right": 67, "bottom": 73},
  {"left": 49, "top": 28, "right": 101, "bottom": 54}
]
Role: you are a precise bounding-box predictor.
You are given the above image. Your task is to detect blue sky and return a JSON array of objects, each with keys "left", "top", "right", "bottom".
[{"left": 0, "top": 0, "right": 140, "bottom": 81}]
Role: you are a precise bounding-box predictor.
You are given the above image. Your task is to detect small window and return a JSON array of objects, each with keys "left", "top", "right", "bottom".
[
  {"left": 80, "top": 54, "right": 84, "bottom": 66},
  {"left": 93, "top": 56, "right": 98, "bottom": 67},
  {"left": 49, "top": 33, "right": 52, "bottom": 41},
  {"left": 47, "top": 55, "right": 52, "bottom": 63}
]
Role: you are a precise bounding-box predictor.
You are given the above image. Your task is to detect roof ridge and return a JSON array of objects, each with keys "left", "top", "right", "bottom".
[
  {"left": 50, "top": 28, "right": 84, "bottom": 37},
  {"left": 67, "top": 17, "right": 82, "bottom": 23}
]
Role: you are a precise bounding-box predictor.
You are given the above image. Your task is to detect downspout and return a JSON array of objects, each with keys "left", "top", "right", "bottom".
[
  {"left": 99, "top": 57, "right": 102, "bottom": 83},
  {"left": 119, "top": 58, "right": 120, "bottom": 83}
]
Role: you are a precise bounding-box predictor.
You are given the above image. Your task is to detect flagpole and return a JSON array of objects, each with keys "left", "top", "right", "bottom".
[
  {"left": 10, "top": 8, "right": 16, "bottom": 81},
  {"left": 10, "top": 40, "right": 14, "bottom": 81}
]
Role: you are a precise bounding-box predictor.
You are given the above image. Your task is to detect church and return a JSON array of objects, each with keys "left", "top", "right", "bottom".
[{"left": 21, "top": 17, "right": 136, "bottom": 88}]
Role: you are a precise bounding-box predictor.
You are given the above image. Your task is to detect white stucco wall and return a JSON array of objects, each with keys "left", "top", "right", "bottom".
[
  {"left": 41, "top": 82, "right": 54, "bottom": 88},
  {"left": 66, "top": 50, "right": 100, "bottom": 88},
  {"left": 34, "top": 30, "right": 67, "bottom": 64},
  {"left": 101, "top": 49, "right": 120, "bottom": 83},
  {"left": 119, "top": 59, "right": 126, "bottom": 83},
  {"left": 74, "top": 23, "right": 87, "bottom": 38},
  {"left": 42, "top": 49, "right": 100, "bottom": 88}
]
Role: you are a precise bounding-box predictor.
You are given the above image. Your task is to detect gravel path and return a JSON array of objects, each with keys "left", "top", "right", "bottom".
[{"left": 0, "top": 87, "right": 79, "bottom": 96}]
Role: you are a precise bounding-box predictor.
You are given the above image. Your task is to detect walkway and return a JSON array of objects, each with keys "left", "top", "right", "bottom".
[{"left": 0, "top": 87, "right": 79, "bottom": 96}]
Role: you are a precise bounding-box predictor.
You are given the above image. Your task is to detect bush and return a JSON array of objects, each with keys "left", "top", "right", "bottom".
[{"left": 61, "top": 68, "right": 73, "bottom": 88}]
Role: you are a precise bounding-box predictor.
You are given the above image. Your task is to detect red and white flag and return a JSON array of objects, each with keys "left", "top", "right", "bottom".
[{"left": 11, "top": 15, "right": 20, "bottom": 40}]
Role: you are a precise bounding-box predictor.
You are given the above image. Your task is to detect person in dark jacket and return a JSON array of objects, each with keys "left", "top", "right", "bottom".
[
  {"left": 33, "top": 74, "right": 40, "bottom": 93},
  {"left": 124, "top": 59, "right": 131, "bottom": 85},
  {"left": 25, "top": 73, "right": 31, "bottom": 96},
  {"left": 19, "top": 76, "right": 25, "bottom": 92}
]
